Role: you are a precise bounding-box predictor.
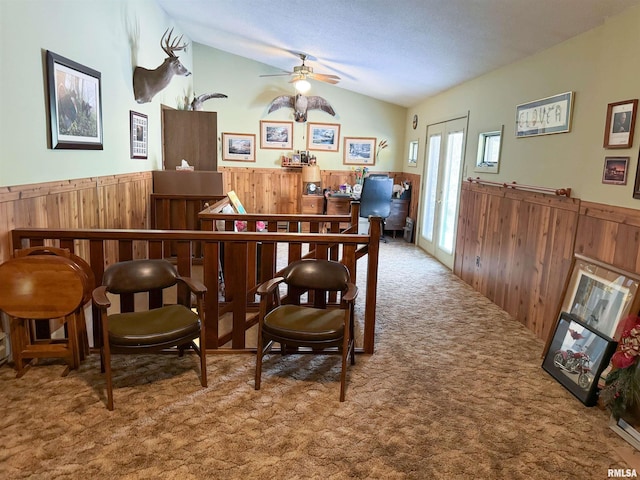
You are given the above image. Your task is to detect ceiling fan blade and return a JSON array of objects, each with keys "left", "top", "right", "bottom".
[
  {"left": 259, "top": 72, "right": 293, "bottom": 78},
  {"left": 309, "top": 73, "right": 340, "bottom": 84}
]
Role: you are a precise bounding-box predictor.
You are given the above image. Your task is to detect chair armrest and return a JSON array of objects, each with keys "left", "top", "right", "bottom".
[
  {"left": 178, "top": 276, "right": 207, "bottom": 295},
  {"left": 92, "top": 285, "right": 111, "bottom": 308},
  {"left": 257, "top": 277, "right": 285, "bottom": 296},
  {"left": 342, "top": 283, "right": 358, "bottom": 303}
]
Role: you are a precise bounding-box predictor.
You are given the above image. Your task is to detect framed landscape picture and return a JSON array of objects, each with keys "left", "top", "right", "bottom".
[
  {"left": 307, "top": 122, "right": 340, "bottom": 151},
  {"left": 542, "top": 312, "right": 617, "bottom": 406},
  {"left": 46, "top": 50, "right": 103, "bottom": 149},
  {"left": 602, "top": 156, "right": 629, "bottom": 185},
  {"left": 260, "top": 121, "right": 293, "bottom": 149},
  {"left": 343, "top": 137, "right": 376, "bottom": 166},
  {"left": 222, "top": 133, "right": 255, "bottom": 162}
]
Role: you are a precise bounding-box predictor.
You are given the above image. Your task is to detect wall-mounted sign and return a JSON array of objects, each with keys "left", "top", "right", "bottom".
[{"left": 516, "top": 91, "right": 574, "bottom": 138}]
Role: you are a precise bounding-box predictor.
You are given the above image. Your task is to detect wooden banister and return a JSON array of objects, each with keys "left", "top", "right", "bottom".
[{"left": 11, "top": 212, "right": 381, "bottom": 353}]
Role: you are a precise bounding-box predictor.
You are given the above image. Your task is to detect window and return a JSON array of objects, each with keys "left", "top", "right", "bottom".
[{"left": 474, "top": 127, "right": 503, "bottom": 174}]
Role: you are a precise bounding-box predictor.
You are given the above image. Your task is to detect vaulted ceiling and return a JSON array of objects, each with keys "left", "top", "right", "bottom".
[{"left": 157, "top": 0, "right": 640, "bottom": 107}]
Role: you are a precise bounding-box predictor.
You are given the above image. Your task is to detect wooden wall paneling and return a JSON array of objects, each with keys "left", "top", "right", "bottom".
[{"left": 613, "top": 223, "right": 640, "bottom": 274}]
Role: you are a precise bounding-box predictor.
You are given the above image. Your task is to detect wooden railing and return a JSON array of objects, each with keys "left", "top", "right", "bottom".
[{"left": 11, "top": 209, "right": 381, "bottom": 353}]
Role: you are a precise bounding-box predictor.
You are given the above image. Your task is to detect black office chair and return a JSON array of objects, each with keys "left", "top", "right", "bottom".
[{"left": 358, "top": 175, "right": 393, "bottom": 241}]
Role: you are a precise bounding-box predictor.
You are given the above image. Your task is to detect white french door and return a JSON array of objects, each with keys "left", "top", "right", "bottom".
[{"left": 417, "top": 117, "right": 467, "bottom": 269}]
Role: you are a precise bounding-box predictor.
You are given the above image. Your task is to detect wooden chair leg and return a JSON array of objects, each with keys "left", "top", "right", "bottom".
[
  {"left": 199, "top": 335, "right": 207, "bottom": 388},
  {"left": 255, "top": 334, "right": 264, "bottom": 391},
  {"left": 339, "top": 346, "right": 348, "bottom": 402},
  {"left": 103, "top": 345, "right": 114, "bottom": 411}
]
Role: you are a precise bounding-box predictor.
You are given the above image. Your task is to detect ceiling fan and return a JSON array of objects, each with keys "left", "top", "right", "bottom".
[{"left": 260, "top": 53, "right": 340, "bottom": 92}]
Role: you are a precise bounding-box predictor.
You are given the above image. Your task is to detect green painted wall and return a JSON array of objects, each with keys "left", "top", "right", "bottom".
[
  {"left": 405, "top": 4, "right": 640, "bottom": 209},
  {"left": 0, "top": 0, "right": 192, "bottom": 187}
]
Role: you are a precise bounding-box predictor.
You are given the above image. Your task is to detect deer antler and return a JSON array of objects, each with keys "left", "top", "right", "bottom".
[{"left": 161, "top": 28, "right": 188, "bottom": 58}]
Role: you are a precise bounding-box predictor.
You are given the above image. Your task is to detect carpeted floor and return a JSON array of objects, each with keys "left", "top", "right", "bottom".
[{"left": 0, "top": 240, "right": 637, "bottom": 479}]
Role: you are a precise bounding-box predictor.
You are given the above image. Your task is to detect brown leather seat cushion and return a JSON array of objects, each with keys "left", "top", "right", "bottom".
[
  {"left": 108, "top": 304, "right": 200, "bottom": 346},
  {"left": 263, "top": 305, "right": 344, "bottom": 342}
]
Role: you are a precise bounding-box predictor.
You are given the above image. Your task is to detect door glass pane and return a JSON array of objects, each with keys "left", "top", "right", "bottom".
[
  {"left": 438, "top": 131, "right": 463, "bottom": 254},
  {"left": 422, "top": 134, "right": 441, "bottom": 241}
]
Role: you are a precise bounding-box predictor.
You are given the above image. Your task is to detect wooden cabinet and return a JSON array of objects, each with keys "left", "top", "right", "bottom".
[
  {"left": 385, "top": 199, "right": 410, "bottom": 237},
  {"left": 301, "top": 195, "right": 324, "bottom": 214},
  {"left": 162, "top": 109, "right": 217, "bottom": 171}
]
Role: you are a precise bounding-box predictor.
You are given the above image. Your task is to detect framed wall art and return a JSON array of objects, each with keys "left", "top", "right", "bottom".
[
  {"left": 542, "top": 312, "right": 617, "bottom": 406},
  {"left": 307, "top": 122, "right": 340, "bottom": 152},
  {"left": 515, "top": 91, "right": 573, "bottom": 138},
  {"left": 260, "top": 121, "right": 293, "bottom": 149},
  {"left": 602, "top": 156, "right": 629, "bottom": 185},
  {"left": 129, "top": 111, "right": 147, "bottom": 159},
  {"left": 633, "top": 151, "right": 640, "bottom": 200},
  {"left": 222, "top": 133, "right": 255, "bottom": 162},
  {"left": 343, "top": 137, "right": 376, "bottom": 166},
  {"left": 603, "top": 99, "right": 638, "bottom": 149},
  {"left": 559, "top": 254, "right": 640, "bottom": 341},
  {"left": 46, "top": 50, "right": 103, "bottom": 150}
]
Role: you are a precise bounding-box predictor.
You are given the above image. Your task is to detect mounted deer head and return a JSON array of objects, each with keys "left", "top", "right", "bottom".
[{"left": 133, "top": 28, "right": 191, "bottom": 104}]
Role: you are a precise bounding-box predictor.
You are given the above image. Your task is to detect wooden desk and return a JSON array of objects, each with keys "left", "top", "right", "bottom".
[{"left": 326, "top": 196, "right": 352, "bottom": 215}]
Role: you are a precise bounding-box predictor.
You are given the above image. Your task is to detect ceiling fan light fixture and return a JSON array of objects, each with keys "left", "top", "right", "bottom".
[{"left": 294, "top": 78, "right": 311, "bottom": 93}]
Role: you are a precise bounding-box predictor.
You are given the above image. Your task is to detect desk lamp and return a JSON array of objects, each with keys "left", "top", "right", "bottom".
[{"left": 302, "top": 164, "right": 321, "bottom": 195}]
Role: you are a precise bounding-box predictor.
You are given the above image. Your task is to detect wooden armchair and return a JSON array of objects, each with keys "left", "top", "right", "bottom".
[
  {"left": 92, "top": 259, "right": 207, "bottom": 410},
  {"left": 255, "top": 259, "right": 358, "bottom": 401}
]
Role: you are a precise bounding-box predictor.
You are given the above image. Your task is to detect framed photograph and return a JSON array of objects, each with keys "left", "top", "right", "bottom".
[
  {"left": 307, "top": 122, "right": 340, "bottom": 151},
  {"left": 408, "top": 140, "right": 418, "bottom": 167},
  {"left": 559, "top": 254, "right": 640, "bottom": 340},
  {"left": 260, "top": 121, "right": 293, "bottom": 149},
  {"left": 515, "top": 91, "right": 573, "bottom": 138},
  {"left": 343, "top": 137, "right": 376, "bottom": 166},
  {"left": 46, "top": 50, "right": 103, "bottom": 150},
  {"left": 633, "top": 152, "right": 640, "bottom": 200},
  {"left": 602, "top": 156, "right": 629, "bottom": 185},
  {"left": 604, "top": 99, "right": 638, "bottom": 149},
  {"left": 129, "top": 111, "right": 147, "bottom": 159},
  {"left": 542, "top": 312, "right": 617, "bottom": 406},
  {"left": 222, "top": 133, "right": 255, "bottom": 162}
]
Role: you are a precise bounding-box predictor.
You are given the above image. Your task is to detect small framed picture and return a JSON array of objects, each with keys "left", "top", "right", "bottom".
[
  {"left": 602, "top": 156, "right": 629, "bottom": 185},
  {"left": 603, "top": 99, "right": 638, "bottom": 149},
  {"left": 542, "top": 312, "right": 617, "bottom": 406},
  {"left": 222, "top": 133, "right": 255, "bottom": 162},
  {"left": 129, "top": 111, "right": 148, "bottom": 159},
  {"left": 260, "top": 120, "right": 293, "bottom": 149},
  {"left": 343, "top": 137, "right": 376, "bottom": 166},
  {"left": 307, "top": 122, "right": 340, "bottom": 151},
  {"left": 634, "top": 151, "right": 640, "bottom": 200}
]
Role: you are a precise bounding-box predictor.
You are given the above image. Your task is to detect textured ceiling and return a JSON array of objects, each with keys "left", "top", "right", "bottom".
[{"left": 156, "top": 0, "right": 640, "bottom": 107}]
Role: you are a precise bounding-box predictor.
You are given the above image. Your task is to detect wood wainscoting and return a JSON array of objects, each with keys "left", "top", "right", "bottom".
[
  {"left": 218, "top": 166, "right": 421, "bottom": 222},
  {"left": 0, "top": 172, "right": 152, "bottom": 264},
  {"left": 455, "top": 181, "right": 640, "bottom": 342}
]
